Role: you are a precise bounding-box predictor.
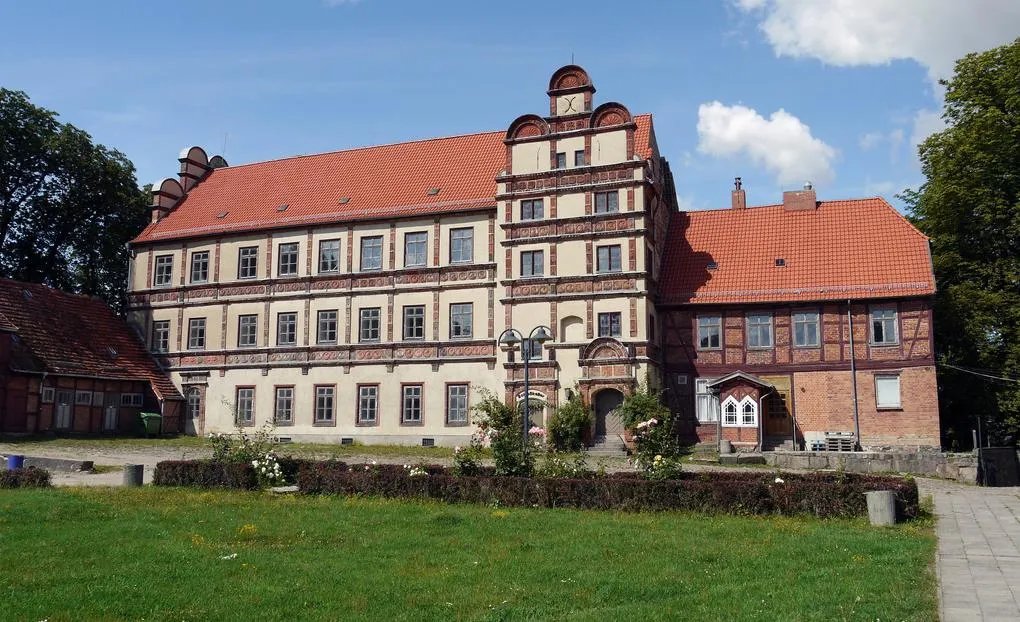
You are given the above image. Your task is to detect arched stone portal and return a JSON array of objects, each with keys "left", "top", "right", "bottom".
[{"left": 593, "top": 388, "right": 625, "bottom": 439}]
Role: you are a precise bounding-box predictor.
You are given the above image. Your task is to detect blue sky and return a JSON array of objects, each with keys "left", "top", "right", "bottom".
[{"left": 2, "top": 0, "right": 1018, "bottom": 211}]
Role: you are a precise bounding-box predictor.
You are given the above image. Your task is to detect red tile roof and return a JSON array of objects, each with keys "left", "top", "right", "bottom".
[
  {"left": 0, "top": 311, "right": 16, "bottom": 332},
  {"left": 0, "top": 280, "right": 182, "bottom": 400},
  {"left": 660, "top": 198, "right": 935, "bottom": 305},
  {"left": 133, "top": 116, "right": 656, "bottom": 244}
]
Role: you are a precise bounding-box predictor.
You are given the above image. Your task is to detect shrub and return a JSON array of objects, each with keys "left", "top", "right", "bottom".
[
  {"left": 616, "top": 384, "right": 671, "bottom": 430},
  {"left": 452, "top": 441, "right": 485, "bottom": 476},
  {"left": 298, "top": 463, "right": 920, "bottom": 520},
  {"left": 536, "top": 452, "right": 603, "bottom": 479},
  {"left": 0, "top": 467, "right": 51, "bottom": 489},
  {"left": 473, "top": 389, "right": 535, "bottom": 477},
  {"left": 153, "top": 460, "right": 258, "bottom": 489},
  {"left": 548, "top": 393, "right": 590, "bottom": 451}
]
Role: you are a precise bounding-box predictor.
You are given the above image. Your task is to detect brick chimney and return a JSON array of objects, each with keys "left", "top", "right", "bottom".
[
  {"left": 731, "top": 177, "right": 746, "bottom": 210},
  {"left": 783, "top": 182, "right": 818, "bottom": 211}
]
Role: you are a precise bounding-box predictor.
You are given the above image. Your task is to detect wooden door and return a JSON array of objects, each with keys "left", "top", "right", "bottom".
[
  {"left": 103, "top": 393, "right": 119, "bottom": 431},
  {"left": 761, "top": 375, "right": 793, "bottom": 437},
  {"left": 594, "top": 389, "right": 625, "bottom": 438},
  {"left": 54, "top": 391, "right": 73, "bottom": 430}
]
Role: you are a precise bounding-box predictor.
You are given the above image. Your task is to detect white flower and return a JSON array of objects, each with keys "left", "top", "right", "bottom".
[
  {"left": 220, "top": 553, "right": 238, "bottom": 560},
  {"left": 774, "top": 477, "right": 785, "bottom": 484}
]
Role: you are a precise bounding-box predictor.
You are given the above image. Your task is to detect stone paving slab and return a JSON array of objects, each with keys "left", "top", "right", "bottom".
[{"left": 922, "top": 479, "right": 1020, "bottom": 621}]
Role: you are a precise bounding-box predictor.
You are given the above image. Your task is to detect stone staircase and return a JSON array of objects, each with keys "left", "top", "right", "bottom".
[
  {"left": 586, "top": 434, "right": 628, "bottom": 457},
  {"left": 762, "top": 436, "right": 797, "bottom": 452}
]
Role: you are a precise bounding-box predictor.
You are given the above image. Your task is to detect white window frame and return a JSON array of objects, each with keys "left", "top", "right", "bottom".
[
  {"left": 237, "top": 314, "right": 259, "bottom": 348},
  {"left": 793, "top": 311, "right": 820, "bottom": 348},
  {"left": 120, "top": 393, "right": 143, "bottom": 407},
  {"left": 75, "top": 390, "right": 92, "bottom": 405},
  {"left": 358, "top": 385, "right": 378, "bottom": 425},
  {"left": 875, "top": 374, "right": 902, "bottom": 409},
  {"left": 360, "top": 236, "right": 383, "bottom": 272},
  {"left": 42, "top": 387, "right": 55, "bottom": 404},
  {"left": 314, "top": 386, "right": 335, "bottom": 422},
  {"left": 695, "top": 378, "right": 720, "bottom": 423},
  {"left": 871, "top": 307, "right": 899, "bottom": 345},
  {"left": 274, "top": 387, "right": 294, "bottom": 423},
  {"left": 402, "top": 305, "right": 426, "bottom": 341},
  {"left": 317, "top": 310, "right": 338, "bottom": 344},
  {"left": 359, "top": 308, "right": 381, "bottom": 343},
  {"left": 318, "top": 239, "right": 341, "bottom": 273},
  {"left": 277, "top": 312, "right": 297, "bottom": 346},
  {"left": 721, "top": 396, "right": 758, "bottom": 428},
  {"left": 450, "top": 303, "right": 473, "bottom": 339},
  {"left": 238, "top": 246, "right": 259, "bottom": 279},
  {"left": 235, "top": 388, "right": 255, "bottom": 424},
  {"left": 404, "top": 231, "right": 428, "bottom": 268},
  {"left": 746, "top": 313, "right": 774, "bottom": 349},
  {"left": 190, "top": 251, "right": 210, "bottom": 284},
  {"left": 697, "top": 315, "right": 722, "bottom": 350},
  {"left": 277, "top": 242, "right": 299, "bottom": 277},
  {"left": 450, "top": 228, "right": 474, "bottom": 264},
  {"left": 447, "top": 384, "right": 469, "bottom": 425},
  {"left": 153, "top": 255, "right": 174, "bottom": 287},
  {"left": 402, "top": 385, "right": 423, "bottom": 424},
  {"left": 152, "top": 320, "right": 170, "bottom": 353},
  {"left": 187, "top": 318, "right": 206, "bottom": 350}
]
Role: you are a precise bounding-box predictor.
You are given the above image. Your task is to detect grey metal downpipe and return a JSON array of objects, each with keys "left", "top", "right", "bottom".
[{"left": 847, "top": 300, "right": 861, "bottom": 449}]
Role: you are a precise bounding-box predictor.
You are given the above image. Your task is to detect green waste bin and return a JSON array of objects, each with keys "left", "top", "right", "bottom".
[{"left": 139, "top": 412, "right": 162, "bottom": 438}]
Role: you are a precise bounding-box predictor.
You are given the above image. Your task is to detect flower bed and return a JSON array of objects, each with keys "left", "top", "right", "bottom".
[
  {"left": 0, "top": 467, "right": 51, "bottom": 489},
  {"left": 297, "top": 462, "right": 920, "bottom": 519},
  {"left": 153, "top": 458, "right": 318, "bottom": 489}
]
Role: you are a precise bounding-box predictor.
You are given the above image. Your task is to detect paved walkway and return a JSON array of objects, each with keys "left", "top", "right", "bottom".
[{"left": 927, "top": 480, "right": 1020, "bottom": 621}]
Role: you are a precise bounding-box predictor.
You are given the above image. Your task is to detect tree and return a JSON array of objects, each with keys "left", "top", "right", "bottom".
[
  {"left": 904, "top": 38, "right": 1020, "bottom": 446},
  {"left": 0, "top": 89, "right": 148, "bottom": 312}
]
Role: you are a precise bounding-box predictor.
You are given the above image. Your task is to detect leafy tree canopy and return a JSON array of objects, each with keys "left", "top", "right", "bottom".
[
  {"left": 0, "top": 88, "right": 148, "bottom": 312},
  {"left": 904, "top": 38, "right": 1020, "bottom": 445}
]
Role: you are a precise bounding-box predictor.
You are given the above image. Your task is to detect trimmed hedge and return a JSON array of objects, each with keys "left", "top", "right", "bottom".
[
  {"left": 153, "top": 458, "right": 321, "bottom": 489},
  {"left": 0, "top": 467, "right": 52, "bottom": 489},
  {"left": 298, "top": 462, "right": 919, "bottom": 519}
]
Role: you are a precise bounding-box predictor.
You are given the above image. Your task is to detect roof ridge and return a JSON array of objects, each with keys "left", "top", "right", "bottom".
[
  {"left": 680, "top": 196, "right": 895, "bottom": 215},
  {"left": 210, "top": 128, "right": 507, "bottom": 173}
]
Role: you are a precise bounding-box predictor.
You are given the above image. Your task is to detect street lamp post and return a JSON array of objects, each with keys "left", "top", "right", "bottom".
[{"left": 498, "top": 325, "right": 553, "bottom": 449}]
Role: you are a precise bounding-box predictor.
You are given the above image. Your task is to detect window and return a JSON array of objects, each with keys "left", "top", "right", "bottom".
[
  {"left": 402, "top": 385, "right": 423, "bottom": 424},
  {"left": 186, "top": 389, "right": 201, "bottom": 419},
  {"left": 238, "top": 246, "right": 259, "bottom": 279},
  {"left": 277, "top": 313, "right": 297, "bottom": 346},
  {"left": 187, "top": 318, "right": 206, "bottom": 350},
  {"left": 596, "top": 245, "right": 622, "bottom": 273},
  {"left": 793, "top": 311, "right": 820, "bottom": 347},
  {"left": 274, "top": 387, "right": 293, "bottom": 423},
  {"left": 723, "top": 400, "right": 738, "bottom": 426},
  {"left": 277, "top": 243, "right": 299, "bottom": 276},
  {"left": 522, "top": 338, "right": 543, "bottom": 361},
  {"left": 595, "top": 191, "right": 619, "bottom": 214},
  {"left": 404, "top": 232, "right": 428, "bottom": 267},
  {"left": 314, "top": 386, "right": 335, "bottom": 423},
  {"left": 742, "top": 401, "right": 757, "bottom": 426},
  {"left": 449, "top": 303, "right": 473, "bottom": 339},
  {"left": 359, "top": 308, "right": 381, "bottom": 342},
  {"left": 746, "top": 313, "right": 773, "bottom": 348},
  {"left": 151, "top": 320, "right": 170, "bottom": 353},
  {"left": 235, "top": 388, "right": 255, "bottom": 425},
  {"left": 450, "top": 228, "right": 474, "bottom": 264},
  {"left": 238, "top": 314, "right": 258, "bottom": 348},
  {"left": 154, "top": 255, "right": 173, "bottom": 287},
  {"left": 120, "top": 393, "right": 143, "bottom": 407},
  {"left": 190, "top": 251, "right": 209, "bottom": 283},
  {"left": 871, "top": 308, "right": 898, "bottom": 345},
  {"left": 357, "top": 385, "right": 378, "bottom": 425},
  {"left": 598, "top": 312, "right": 622, "bottom": 337},
  {"left": 402, "top": 305, "right": 425, "bottom": 340},
  {"left": 697, "top": 316, "right": 721, "bottom": 350},
  {"left": 447, "top": 384, "right": 469, "bottom": 425},
  {"left": 875, "top": 375, "right": 901, "bottom": 409},
  {"left": 695, "top": 379, "right": 720, "bottom": 423},
  {"left": 555, "top": 152, "right": 566, "bottom": 169},
  {"left": 574, "top": 150, "right": 585, "bottom": 166},
  {"left": 521, "top": 199, "right": 544, "bottom": 221},
  {"left": 316, "top": 310, "right": 338, "bottom": 344},
  {"left": 360, "top": 236, "right": 383, "bottom": 271},
  {"left": 318, "top": 239, "right": 340, "bottom": 273},
  {"left": 722, "top": 396, "right": 757, "bottom": 427},
  {"left": 75, "top": 390, "right": 92, "bottom": 405},
  {"left": 42, "top": 387, "right": 55, "bottom": 404},
  {"left": 521, "top": 250, "right": 544, "bottom": 277}
]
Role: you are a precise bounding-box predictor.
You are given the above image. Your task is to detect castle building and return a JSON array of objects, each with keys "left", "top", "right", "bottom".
[{"left": 125, "top": 65, "right": 939, "bottom": 450}]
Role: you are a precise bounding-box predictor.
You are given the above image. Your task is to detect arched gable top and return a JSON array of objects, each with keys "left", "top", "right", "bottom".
[
  {"left": 590, "top": 102, "right": 633, "bottom": 128},
  {"left": 151, "top": 177, "right": 184, "bottom": 208},
  {"left": 178, "top": 146, "right": 209, "bottom": 168},
  {"left": 548, "top": 64, "right": 594, "bottom": 93},
  {"left": 721, "top": 395, "right": 757, "bottom": 410},
  {"left": 506, "top": 114, "right": 550, "bottom": 141},
  {"left": 580, "top": 337, "right": 628, "bottom": 361}
]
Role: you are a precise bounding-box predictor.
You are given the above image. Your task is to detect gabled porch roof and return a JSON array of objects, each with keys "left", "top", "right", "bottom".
[{"left": 705, "top": 371, "right": 774, "bottom": 390}]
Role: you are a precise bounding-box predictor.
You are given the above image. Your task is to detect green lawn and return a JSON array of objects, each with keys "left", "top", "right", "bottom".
[{"left": 0, "top": 488, "right": 935, "bottom": 621}]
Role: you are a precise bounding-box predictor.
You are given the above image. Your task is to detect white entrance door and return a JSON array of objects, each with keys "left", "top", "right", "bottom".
[
  {"left": 184, "top": 389, "right": 202, "bottom": 436},
  {"left": 54, "top": 391, "right": 73, "bottom": 430}
]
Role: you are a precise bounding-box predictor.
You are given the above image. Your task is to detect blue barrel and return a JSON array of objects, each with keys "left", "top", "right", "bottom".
[{"left": 6, "top": 455, "right": 25, "bottom": 470}]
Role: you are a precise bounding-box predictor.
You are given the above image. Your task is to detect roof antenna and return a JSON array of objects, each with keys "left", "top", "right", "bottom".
[
  {"left": 571, "top": 52, "right": 574, "bottom": 64},
  {"left": 222, "top": 132, "right": 230, "bottom": 158}
]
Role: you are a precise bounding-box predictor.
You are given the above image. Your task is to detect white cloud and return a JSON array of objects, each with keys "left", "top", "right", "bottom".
[
  {"left": 735, "top": 0, "right": 1020, "bottom": 82},
  {"left": 859, "top": 132, "right": 883, "bottom": 151},
  {"left": 910, "top": 109, "right": 946, "bottom": 150},
  {"left": 696, "top": 101, "right": 836, "bottom": 186}
]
